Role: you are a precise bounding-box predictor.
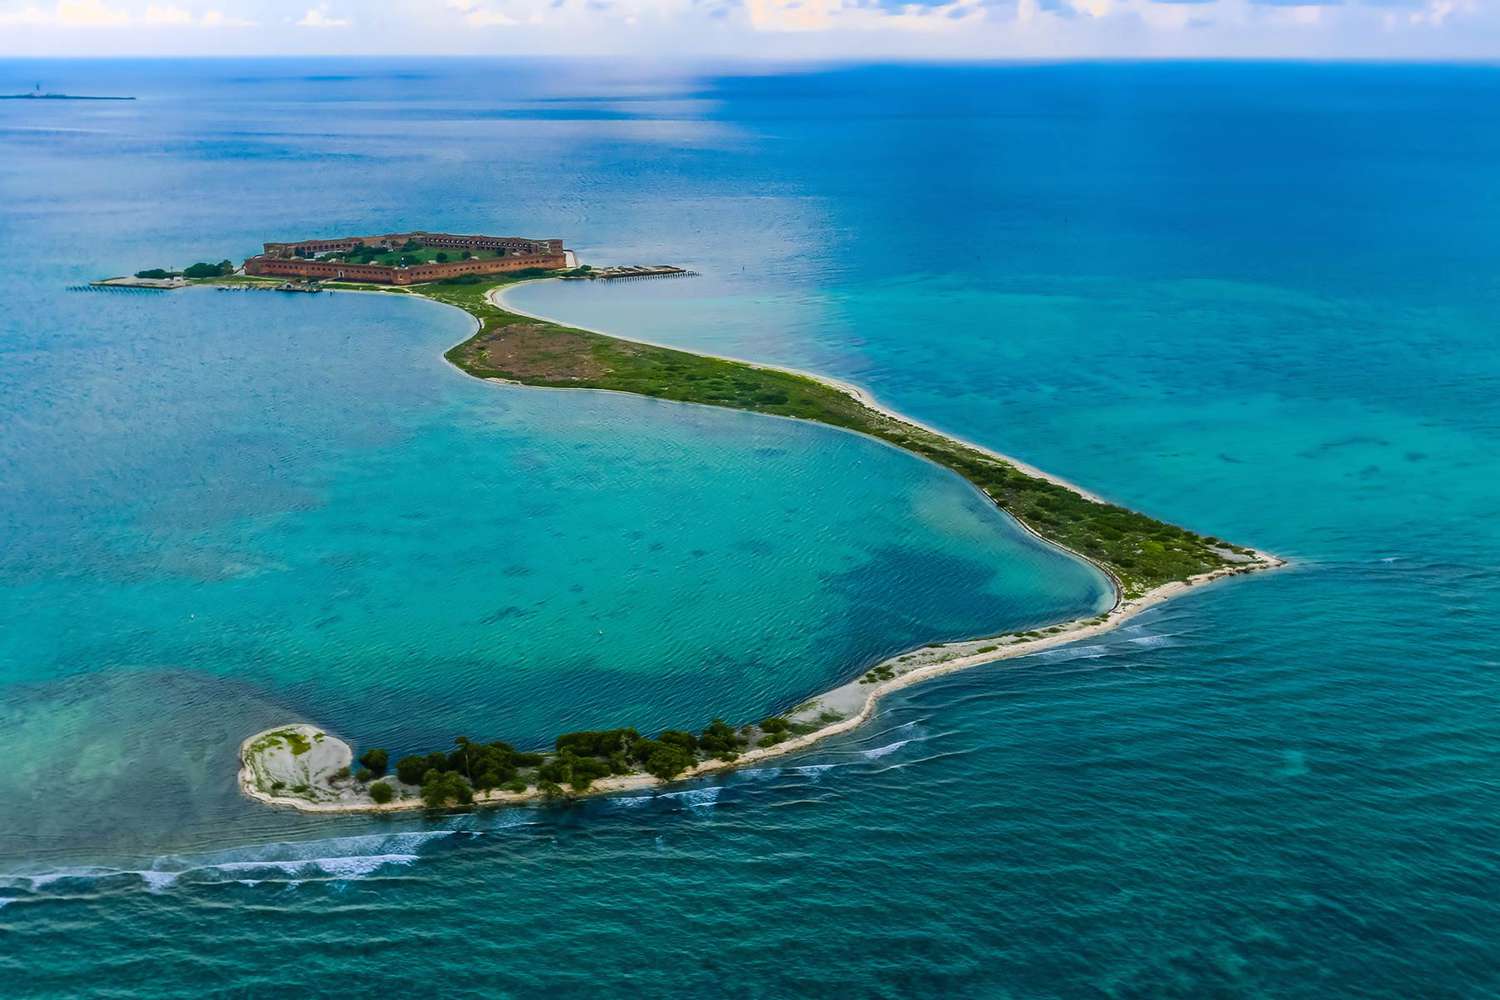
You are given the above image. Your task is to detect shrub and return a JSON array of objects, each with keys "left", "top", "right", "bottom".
[
  {"left": 359, "top": 747, "right": 389, "bottom": 776},
  {"left": 643, "top": 745, "right": 695, "bottom": 780},
  {"left": 421, "top": 770, "right": 473, "bottom": 809},
  {"left": 369, "top": 782, "right": 394, "bottom": 804},
  {"left": 182, "top": 260, "right": 234, "bottom": 279},
  {"left": 356, "top": 768, "right": 373, "bottom": 782},
  {"left": 395, "top": 753, "right": 433, "bottom": 785},
  {"left": 659, "top": 729, "right": 699, "bottom": 754},
  {"left": 556, "top": 728, "right": 639, "bottom": 758},
  {"left": 134, "top": 268, "right": 178, "bottom": 279},
  {"left": 699, "top": 718, "right": 745, "bottom": 758}
]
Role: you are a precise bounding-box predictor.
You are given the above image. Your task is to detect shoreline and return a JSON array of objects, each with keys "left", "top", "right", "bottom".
[
  {"left": 236, "top": 275, "right": 1285, "bottom": 816},
  {"left": 240, "top": 549, "right": 1280, "bottom": 816}
]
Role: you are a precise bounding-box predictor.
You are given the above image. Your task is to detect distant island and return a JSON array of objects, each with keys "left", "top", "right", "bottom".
[
  {"left": 1, "top": 92, "right": 134, "bottom": 101},
  {"left": 110, "top": 228, "right": 1285, "bottom": 813}
]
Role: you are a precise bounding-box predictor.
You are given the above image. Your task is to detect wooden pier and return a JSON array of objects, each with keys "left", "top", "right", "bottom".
[
  {"left": 561, "top": 265, "right": 698, "bottom": 281},
  {"left": 77, "top": 276, "right": 187, "bottom": 291}
]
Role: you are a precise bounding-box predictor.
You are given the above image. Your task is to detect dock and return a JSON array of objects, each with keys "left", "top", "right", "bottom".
[
  {"left": 216, "top": 281, "right": 323, "bottom": 293},
  {"left": 77, "top": 276, "right": 187, "bottom": 291},
  {"left": 562, "top": 265, "right": 698, "bottom": 281}
]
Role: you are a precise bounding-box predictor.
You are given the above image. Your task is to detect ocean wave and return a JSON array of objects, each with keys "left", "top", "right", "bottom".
[
  {"left": 659, "top": 785, "right": 721, "bottom": 813},
  {"left": 606, "top": 794, "right": 654, "bottom": 809},
  {"left": 862, "top": 738, "right": 912, "bottom": 759},
  {"left": 1036, "top": 644, "right": 1112, "bottom": 662},
  {"left": 7, "top": 829, "right": 459, "bottom": 897},
  {"left": 1125, "top": 633, "right": 1175, "bottom": 647},
  {"left": 139, "top": 870, "right": 179, "bottom": 893}
]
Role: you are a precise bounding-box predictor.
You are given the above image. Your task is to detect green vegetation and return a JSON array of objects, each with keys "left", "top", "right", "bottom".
[
  {"left": 182, "top": 260, "right": 234, "bottom": 278},
  {"left": 756, "top": 716, "right": 791, "bottom": 747},
  {"left": 422, "top": 771, "right": 473, "bottom": 809},
  {"left": 384, "top": 720, "right": 753, "bottom": 809},
  {"left": 369, "top": 782, "right": 394, "bottom": 804},
  {"left": 313, "top": 243, "right": 471, "bottom": 268},
  {"left": 136, "top": 260, "right": 233, "bottom": 279},
  {"left": 358, "top": 748, "right": 388, "bottom": 776},
  {"left": 424, "top": 275, "right": 1257, "bottom": 598}
]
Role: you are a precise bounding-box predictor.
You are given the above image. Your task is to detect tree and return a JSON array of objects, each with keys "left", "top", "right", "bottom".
[
  {"left": 421, "top": 770, "right": 473, "bottom": 809},
  {"left": 659, "top": 730, "right": 698, "bottom": 753},
  {"left": 359, "top": 748, "right": 388, "bottom": 776},
  {"left": 643, "top": 744, "right": 694, "bottom": 780},
  {"left": 699, "top": 718, "right": 745, "bottom": 759},
  {"left": 434, "top": 252, "right": 449, "bottom": 263},
  {"left": 396, "top": 752, "right": 445, "bottom": 785},
  {"left": 369, "top": 782, "right": 394, "bottom": 804}
]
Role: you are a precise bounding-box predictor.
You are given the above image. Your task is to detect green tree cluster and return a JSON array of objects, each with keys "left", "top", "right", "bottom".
[
  {"left": 394, "top": 737, "right": 544, "bottom": 793},
  {"left": 757, "top": 716, "right": 791, "bottom": 747},
  {"left": 385, "top": 717, "right": 755, "bottom": 808},
  {"left": 182, "top": 260, "right": 233, "bottom": 278},
  {"left": 421, "top": 771, "right": 472, "bottom": 809},
  {"left": 697, "top": 718, "right": 747, "bottom": 760},
  {"left": 359, "top": 747, "right": 388, "bottom": 776}
]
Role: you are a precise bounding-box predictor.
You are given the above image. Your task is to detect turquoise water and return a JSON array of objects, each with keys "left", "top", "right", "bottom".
[{"left": 3, "top": 60, "right": 1500, "bottom": 997}]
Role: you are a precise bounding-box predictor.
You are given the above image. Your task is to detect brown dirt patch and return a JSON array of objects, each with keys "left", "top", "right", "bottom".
[{"left": 459, "top": 321, "right": 607, "bottom": 381}]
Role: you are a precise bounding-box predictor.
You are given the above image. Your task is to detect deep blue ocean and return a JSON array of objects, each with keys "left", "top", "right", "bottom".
[{"left": 2, "top": 59, "right": 1499, "bottom": 997}]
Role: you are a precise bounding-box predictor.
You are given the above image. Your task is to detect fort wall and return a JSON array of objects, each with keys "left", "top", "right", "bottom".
[{"left": 244, "top": 251, "right": 568, "bottom": 285}]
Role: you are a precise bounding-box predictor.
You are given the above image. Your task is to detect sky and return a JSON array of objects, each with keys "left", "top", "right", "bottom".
[{"left": 0, "top": 0, "right": 1494, "bottom": 59}]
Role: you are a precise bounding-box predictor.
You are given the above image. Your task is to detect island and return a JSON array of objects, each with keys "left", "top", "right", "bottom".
[
  {"left": 115, "top": 228, "right": 1285, "bottom": 813},
  {"left": 2, "top": 88, "right": 134, "bottom": 101}
]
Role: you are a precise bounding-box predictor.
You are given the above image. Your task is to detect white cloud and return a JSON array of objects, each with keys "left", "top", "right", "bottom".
[
  {"left": 745, "top": 0, "right": 985, "bottom": 33},
  {"left": 0, "top": 0, "right": 1492, "bottom": 57},
  {"left": 202, "top": 8, "right": 255, "bottom": 25},
  {"left": 0, "top": 0, "right": 129, "bottom": 25},
  {"left": 138, "top": 3, "right": 254, "bottom": 26},
  {"left": 144, "top": 3, "right": 190, "bottom": 22},
  {"left": 296, "top": 3, "right": 349, "bottom": 26},
  {"left": 447, "top": 0, "right": 520, "bottom": 25},
  {"left": 58, "top": 0, "right": 129, "bottom": 24},
  {"left": 0, "top": 4, "right": 49, "bottom": 24}
]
